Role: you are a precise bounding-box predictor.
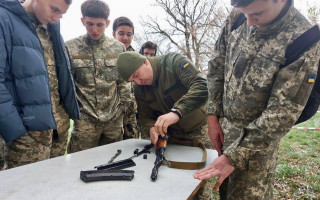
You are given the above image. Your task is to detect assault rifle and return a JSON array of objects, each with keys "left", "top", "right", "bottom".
[{"left": 151, "top": 134, "right": 169, "bottom": 181}]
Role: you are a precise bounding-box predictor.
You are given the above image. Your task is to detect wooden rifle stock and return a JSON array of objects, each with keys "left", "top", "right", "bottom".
[{"left": 151, "top": 134, "right": 169, "bottom": 181}]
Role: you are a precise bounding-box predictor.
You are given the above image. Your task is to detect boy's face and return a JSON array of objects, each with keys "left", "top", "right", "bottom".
[
  {"left": 143, "top": 48, "right": 156, "bottom": 57},
  {"left": 32, "top": 0, "right": 69, "bottom": 25},
  {"left": 237, "top": 0, "right": 287, "bottom": 28},
  {"left": 113, "top": 25, "right": 133, "bottom": 49},
  {"left": 81, "top": 17, "right": 109, "bottom": 40}
]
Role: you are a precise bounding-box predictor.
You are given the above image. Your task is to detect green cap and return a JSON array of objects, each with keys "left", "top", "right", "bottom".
[{"left": 117, "top": 51, "right": 146, "bottom": 81}]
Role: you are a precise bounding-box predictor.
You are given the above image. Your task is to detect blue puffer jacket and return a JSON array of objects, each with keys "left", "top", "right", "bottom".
[{"left": 0, "top": 0, "right": 80, "bottom": 142}]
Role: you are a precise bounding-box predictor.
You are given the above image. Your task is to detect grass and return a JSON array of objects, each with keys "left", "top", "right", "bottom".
[
  {"left": 212, "top": 113, "right": 320, "bottom": 200},
  {"left": 274, "top": 113, "right": 320, "bottom": 200}
]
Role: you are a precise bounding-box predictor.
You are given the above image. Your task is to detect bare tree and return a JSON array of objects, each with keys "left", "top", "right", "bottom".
[{"left": 140, "top": 0, "right": 229, "bottom": 71}]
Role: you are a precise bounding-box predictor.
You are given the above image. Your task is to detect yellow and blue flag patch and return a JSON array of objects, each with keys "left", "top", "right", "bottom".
[
  {"left": 308, "top": 75, "right": 316, "bottom": 83},
  {"left": 181, "top": 61, "right": 190, "bottom": 68}
]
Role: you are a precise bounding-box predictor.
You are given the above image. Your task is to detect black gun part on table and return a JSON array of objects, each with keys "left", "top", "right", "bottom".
[
  {"left": 80, "top": 143, "right": 154, "bottom": 182},
  {"left": 151, "top": 134, "right": 169, "bottom": 181}
]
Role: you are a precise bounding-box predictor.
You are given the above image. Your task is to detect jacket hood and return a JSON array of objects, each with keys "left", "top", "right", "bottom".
[{"left": 0, "top": 0, "right": 34, "bottom": 31}]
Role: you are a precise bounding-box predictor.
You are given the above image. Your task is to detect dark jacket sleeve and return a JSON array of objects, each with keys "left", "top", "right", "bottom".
[
  {"left": 0, "top": 22, "right": 27, "bottom": 142},
  {"left": 49, "top": 22, "right": 80, "bottom": 120}
]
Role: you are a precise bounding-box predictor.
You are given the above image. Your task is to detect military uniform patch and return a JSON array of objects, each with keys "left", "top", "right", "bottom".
[
  {"left": 105, "top": 54, "right": 119, "bottom": 59},
  {"left": 72, "top": 55, "right": 92, "bottom": 60},
  {"left": 308, "top": 75, "right": 316, "bottom": 83},
  {"left": 181, "top": 61, "right": 190, "bottom": 68}
]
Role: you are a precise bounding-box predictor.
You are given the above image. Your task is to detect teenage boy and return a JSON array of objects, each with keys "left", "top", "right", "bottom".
[
  {"left": 193, "top": 0, "right": 320, "bottom": 199},
  {"left": 66, "top": 0, "right": 131, "bottom": 152},
  {"left": 113, "top": 16, "right": 139, "bottom": 139},
  {"left": 0, "top": 0, "right": 80, "bottom": 169}
]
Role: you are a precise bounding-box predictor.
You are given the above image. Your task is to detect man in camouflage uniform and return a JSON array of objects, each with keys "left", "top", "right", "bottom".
[
  {"left": 193, "top": 0, "right": 320, "bottom": 199},
  {"left": 66, "top": 0, "right": 132, "bottom": 153},
  {"left": 0, "top": 0, "right": 80, "bottom": 169},
  {"left": 112, "top": 16, "right": 139, "bottom": 139},
  {"left": 117, "top": 51, "right": 212, "bottom": 200}
]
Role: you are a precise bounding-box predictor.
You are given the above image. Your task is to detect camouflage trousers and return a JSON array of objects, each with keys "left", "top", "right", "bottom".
[
  {"left": 219, "top": 145, "right": 279, "bottom": 200},
  {"left": 2, "top": 115, "right": 70, "bottom": 169},
  {"left": 123, "top": 101, "right": 139, "bottom": 140},
  {"left": 5, "top": 129, "right": 53, "bottom": 169},
  {"left": 50, "top": 117, "right": 70, "bottom": 158},
  {"left": 68, "top": 113, "right": 124, "bottom": 153}
]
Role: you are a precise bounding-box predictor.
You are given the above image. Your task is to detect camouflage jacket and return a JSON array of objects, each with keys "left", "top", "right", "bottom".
[
  {"left": 126, "top": 45, "right": 135, "bottom": 51},
  {"left": 31, "top": 12, "right": 70, "bottom": 127},
  {"left": 66, "top": 34, "right": 131, "bottom": 122},
  {"left": 135, "top": 53, "right": 208, "bottom": 135},
  {"left": 207, "top": 2, "right": 320, "bottom": 169}
]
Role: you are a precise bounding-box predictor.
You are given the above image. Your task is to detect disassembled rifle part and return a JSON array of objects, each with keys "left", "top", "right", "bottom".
[
  {"left": 108, "top": 149, "right": 122, "bottom": 164},
  {"left": 82, "top": 143, "right": 155, "bottom": 183},
  {"left": 80, "top": 169, "right": 134, "bottom": 182},
  {"left": 94, "top": 158, "right": 136, "bottom": 170}
]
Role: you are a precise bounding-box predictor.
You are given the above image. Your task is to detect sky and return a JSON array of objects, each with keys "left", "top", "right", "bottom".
[{"left": 60, "top": 0, "right": 319, "bottom": 44}]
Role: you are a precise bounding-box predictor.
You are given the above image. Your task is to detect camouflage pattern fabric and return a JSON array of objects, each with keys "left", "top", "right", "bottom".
[
  {"left": 123, "top": 46, "right": 139, "bottom": 139},
  {"left": 207, "top": 1, "right": 320, "bottom": 199},
  {"left": 194, "top": 179, "right": 213, "bottom": 200},
  {"left": 66, "top": 34, "right": 132, "bottom": 152},
  {"left": 68, "top": 112, "right": 123, "bottom": 153},
  {"left": 4, "top": 10, "right": 70, "bottom": 169},
  {"left": 126, "top": 45, "right": 135, "bottom": 51},
  {"left": 6, "top": 130, "right": 53, "bottom": 169},
  {"left": 36, "top": 23, "right": 70, "bottom": 158},
  {"left": 123, "top": 84, "right": 139, "bottom": 139}
]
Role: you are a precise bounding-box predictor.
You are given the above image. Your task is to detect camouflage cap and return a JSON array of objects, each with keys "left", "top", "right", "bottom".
[{"left": 117, "top": 51, "right": 146, "bottom": 81}]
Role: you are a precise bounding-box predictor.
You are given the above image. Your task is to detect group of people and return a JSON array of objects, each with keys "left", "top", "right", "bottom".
[{"left": 0, "top": 0, "right": 319, "bottom": 200}]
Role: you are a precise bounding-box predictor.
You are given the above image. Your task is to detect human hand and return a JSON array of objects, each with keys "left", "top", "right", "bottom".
[
  {"left": 149, "top": 127, "right": 159, "bottom": 144},
  {"left": 208, "top": 115, "right": 224, "bottom": 155},
  {"left": 154, "top": 112, "right": 179, "bottom": 136},
  {"left": 193, "top": 154, "right": 234, "bottom": 190}
]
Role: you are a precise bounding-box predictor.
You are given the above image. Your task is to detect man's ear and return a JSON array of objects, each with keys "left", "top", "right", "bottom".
[
  {"left": 105, "top": 20, "right": 110, "bottom": 28},
  {"left": 81, "top": 17, "right": 85, "bottom": 26}
]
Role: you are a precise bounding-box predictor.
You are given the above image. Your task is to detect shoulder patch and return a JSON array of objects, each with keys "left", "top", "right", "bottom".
[
  {"left": 308, "top": 75, "right": 316, "bottom": 83},
  {"left": 181, "top": 61, "right": 190, "bottom": 68}
]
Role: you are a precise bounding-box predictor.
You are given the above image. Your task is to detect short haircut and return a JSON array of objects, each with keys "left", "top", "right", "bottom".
[
  {"left": 139, "top": 41, "right": 157, "bottom": 56},
  {"left": 81, "top": 0, "right": 110, "bottom": 20},
  {"left": 231, "top": 0, "right": 276, "bottom": 7},
  {"left": 22, "top": 0, "right": 72, "bottom": 5},
  {"left": 112, "top": 16, "right": 134, "bottom": 34}
]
